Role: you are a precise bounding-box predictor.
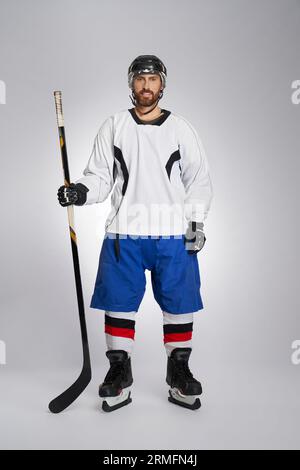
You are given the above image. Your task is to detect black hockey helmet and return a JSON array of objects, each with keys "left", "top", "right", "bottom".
[{"left": 128, "top": 55, "right": 167, "bottom": 89}]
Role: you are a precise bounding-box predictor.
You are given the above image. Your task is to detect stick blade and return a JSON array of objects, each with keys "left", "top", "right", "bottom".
[{"left": 48, "top": 367, "right": 91, "bottom": 414}]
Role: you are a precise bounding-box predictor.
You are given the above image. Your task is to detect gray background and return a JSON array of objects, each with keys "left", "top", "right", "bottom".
[{"left": 0, "top": 0, "right": 299, "bottom": 450}]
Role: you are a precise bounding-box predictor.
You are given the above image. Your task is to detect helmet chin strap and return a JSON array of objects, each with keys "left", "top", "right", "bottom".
[{"left": 129, "top": 90, "right": 164, "bottom": 115}]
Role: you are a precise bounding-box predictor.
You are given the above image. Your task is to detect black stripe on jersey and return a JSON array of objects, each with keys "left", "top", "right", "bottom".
[
  {"left": 105, "top": 314, "right": 135, "bottom": 330},
  {"left": 113, "top": 161, "right": 117, "bottom": 182},
  {"left": 128, "top": 108, "right": 171, "bottom": 126},
  {"left": 113, "top": 146, "right": 129, "bottom": 195},
  {"left": 165, "top": 149, "right": 181, "bottom": 180},
  {"left": 163, "top": 322, "right": 193, "bottom": 334}
]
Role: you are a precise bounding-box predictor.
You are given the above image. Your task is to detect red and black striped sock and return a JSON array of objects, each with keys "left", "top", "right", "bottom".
[
  {"left": 105, "top": 311, "right": 137, "bottom": 356},
  {"left": 162, "top": 311, "right": 193, "bottom": 356}
]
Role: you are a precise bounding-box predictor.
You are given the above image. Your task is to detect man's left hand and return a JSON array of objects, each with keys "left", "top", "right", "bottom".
[{"left": 184, "top": 221, "right": 206, "bottom": 254}]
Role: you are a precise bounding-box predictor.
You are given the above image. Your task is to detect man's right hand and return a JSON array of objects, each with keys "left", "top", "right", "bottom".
[{"left": 57, "top": 183, "right": 89, "bottom": 207}]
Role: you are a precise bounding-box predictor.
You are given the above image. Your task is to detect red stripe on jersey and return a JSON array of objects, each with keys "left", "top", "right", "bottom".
[
  {"left": 164, "top": 331, "right": 192, "bottom": 344},
  {"left": 105, "top": 325, "right": 135, "bottom": 339}
]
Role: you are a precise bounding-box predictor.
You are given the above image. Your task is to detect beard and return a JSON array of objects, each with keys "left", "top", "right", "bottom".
[{"left": 134, "top": 89, "right": 161, "bottom": 107}]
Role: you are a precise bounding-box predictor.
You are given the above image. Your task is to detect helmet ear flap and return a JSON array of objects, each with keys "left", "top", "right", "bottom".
[{"left": 158, "top": 72, "right": 166, "bottom": 90}]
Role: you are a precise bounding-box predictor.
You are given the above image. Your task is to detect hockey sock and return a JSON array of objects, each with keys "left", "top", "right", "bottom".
[
  {"left": 104, "top": 311, "right": 137, "bottom": 356},
  {"left": 162, "top": 311, "right": 194, "bottom": 356}
]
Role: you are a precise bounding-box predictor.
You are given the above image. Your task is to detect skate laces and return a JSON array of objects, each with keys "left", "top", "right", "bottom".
[
  {"left": 176, "top": 362, "right": 195, "bottom": 382},
  {"left": 105, "top": 362, "right": 126, "bottom": 383}
]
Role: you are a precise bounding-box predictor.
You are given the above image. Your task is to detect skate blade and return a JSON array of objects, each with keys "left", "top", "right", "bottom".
[
  {"left": 168, "top": 388, "right": 201, "bottom": 410},
  {"left": 102, "top": 387, "right": 132, "bottom": 413}
]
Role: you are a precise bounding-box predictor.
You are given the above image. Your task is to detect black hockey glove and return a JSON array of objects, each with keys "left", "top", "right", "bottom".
[
  {"left": 184, "top": 221, "right": 206, "bottom": 255},
  {"left": 57, "top": 183, "right": 89, "bottom": 207}
]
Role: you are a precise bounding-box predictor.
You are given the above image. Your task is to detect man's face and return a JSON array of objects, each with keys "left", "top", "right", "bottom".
[{"left": 133, "top": 73, "right": 162, "bottom": 107}]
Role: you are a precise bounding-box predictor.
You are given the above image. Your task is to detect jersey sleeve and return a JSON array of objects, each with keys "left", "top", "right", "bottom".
[
  {"left": 177, "top": 118, "right": 213, "bottom": 224},
  {"left": 75, "top": 116, "right": 115, "bottom": 205}
]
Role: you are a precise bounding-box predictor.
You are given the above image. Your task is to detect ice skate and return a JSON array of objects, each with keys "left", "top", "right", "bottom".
[
  {"left": 166, "top": 348, "right": 202, "bottom": 410},
  {"left": 99, "top": 350, "right": 133, "bottom": 412}
]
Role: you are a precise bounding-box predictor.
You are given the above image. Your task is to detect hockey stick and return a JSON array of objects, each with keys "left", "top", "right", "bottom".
[{"left": 48, "top": 91, "right": 92, "bottom": 413}]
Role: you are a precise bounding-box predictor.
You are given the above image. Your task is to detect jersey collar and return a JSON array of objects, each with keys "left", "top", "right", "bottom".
[{"left": 128, "top": 108, "right": 171, "bottom": 126}]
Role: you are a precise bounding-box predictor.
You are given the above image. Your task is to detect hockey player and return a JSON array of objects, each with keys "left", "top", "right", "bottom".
[{"left": 57, "top": 55, "right": 213, "bottom": 412}]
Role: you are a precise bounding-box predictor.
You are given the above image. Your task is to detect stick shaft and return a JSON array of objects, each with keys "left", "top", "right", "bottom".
[{"left": 54, "top": 91, "right": 90, "bottom": 369}]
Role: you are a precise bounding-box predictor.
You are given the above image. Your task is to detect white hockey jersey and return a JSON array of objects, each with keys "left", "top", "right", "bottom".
[{"left": 75, "top": 108, "right": 213, "bottom": 236}]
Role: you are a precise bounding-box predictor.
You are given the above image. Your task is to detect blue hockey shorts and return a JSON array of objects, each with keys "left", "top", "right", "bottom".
[{"left": 90, "top": 233, "right": 203, "bottom": 314}]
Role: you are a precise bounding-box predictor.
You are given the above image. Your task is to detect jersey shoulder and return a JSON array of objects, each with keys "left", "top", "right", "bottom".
[
  {"left": 96, "top": 109, "right": 129, "bottom": 136},
  {"left": 170, "top": 112, "right": 201, "bottom": 141},
  {"left": 170, "top": 112, "right": 197, "bottom": 131},
  {"left": 110, "top": 109, "right": 132, "bottom": 128}
]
